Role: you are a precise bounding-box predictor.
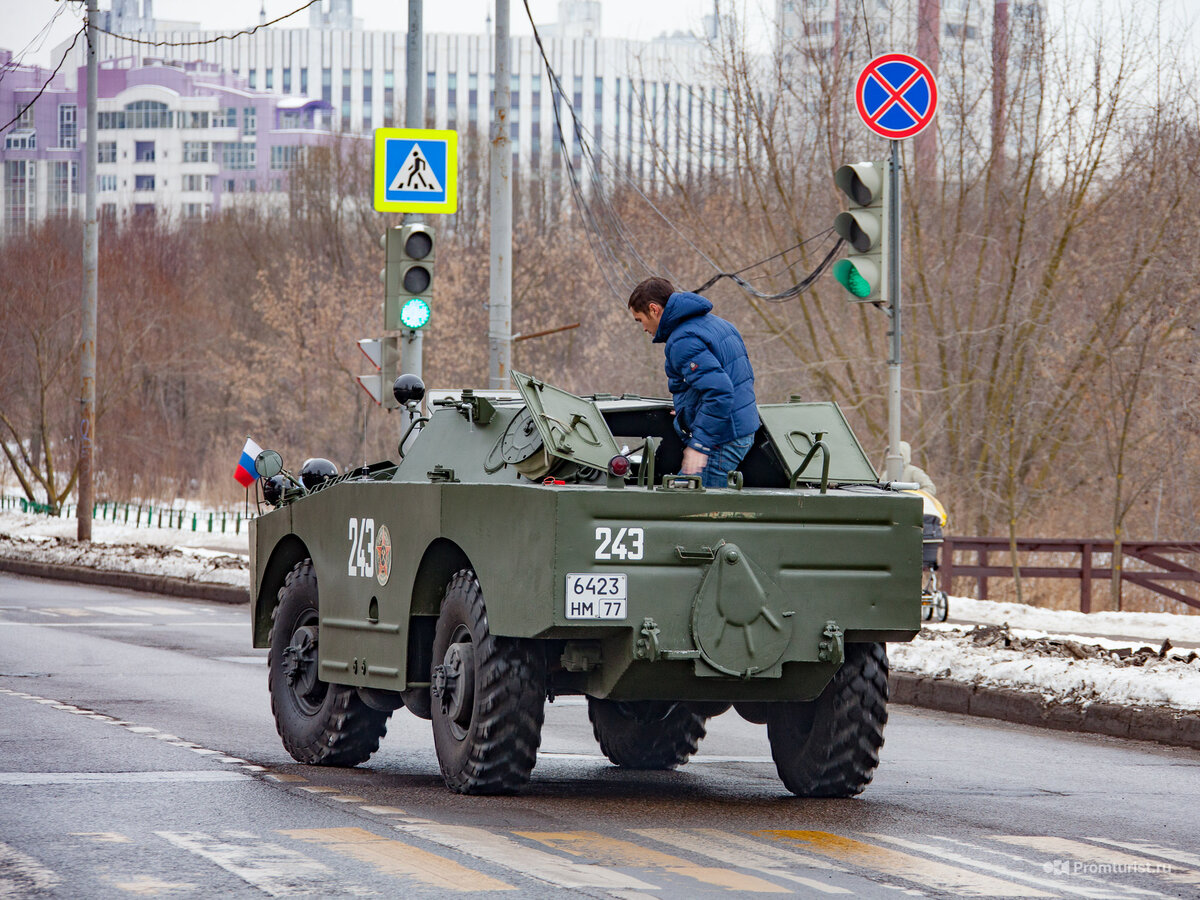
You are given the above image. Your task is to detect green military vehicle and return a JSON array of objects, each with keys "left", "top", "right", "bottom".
[{"left": 249, "top": 371, "right": 922, "bottom": 796}]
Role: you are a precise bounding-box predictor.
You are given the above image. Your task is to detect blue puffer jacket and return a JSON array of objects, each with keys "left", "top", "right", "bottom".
[{"left": 653, "top": 291, "right": 759, "bottom": 452}]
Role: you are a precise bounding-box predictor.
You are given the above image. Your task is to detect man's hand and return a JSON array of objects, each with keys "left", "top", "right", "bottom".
[{"left": 681, "top": 447, "right": 708, "bottom": 475}]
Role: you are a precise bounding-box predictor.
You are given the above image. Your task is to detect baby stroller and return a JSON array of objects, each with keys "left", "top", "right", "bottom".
[{"left": 909, "top": 489, "right": 949, "bottom": 622}]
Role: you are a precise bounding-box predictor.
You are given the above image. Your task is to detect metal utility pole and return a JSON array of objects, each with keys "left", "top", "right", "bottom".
[
  {"left": 488, "top": 0, "right": 513, "bottom": 390},
  {"left": 78, "top": 0, "right": 98, "bottom": 540},
  {"left": 403, "top": 0, "right": 424, "bottom": 383},
  {"left": 884, "top": 141, "right": 903, "bottom": 482}
]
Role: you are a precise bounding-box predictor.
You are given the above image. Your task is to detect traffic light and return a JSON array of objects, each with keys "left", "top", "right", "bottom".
[
  {"left": 832, "top": 161, "right": 888, "bottom": 304},
  {"left": 383, "top": 223, "right": 434, "bottom": 331},
  {"left": 355, "top": 337, "right": 401, "bottom": 408}
]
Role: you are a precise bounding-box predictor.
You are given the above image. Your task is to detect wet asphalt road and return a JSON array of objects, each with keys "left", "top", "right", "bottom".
[{"left": 1, "top": 572, "right": 1198, "bottom": 899}]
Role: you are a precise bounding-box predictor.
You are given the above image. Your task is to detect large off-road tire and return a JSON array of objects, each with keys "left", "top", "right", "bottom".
[
  {"left": 430, "top": 569, "right": 545, "bottom": 794},
  {"left": 587, "top": 699, "right": 708, "bottom": 769},
  {"left": 766, "top": 642, "right": 889, "bottom": 797},
  {"left": 268, "top": 559, "right": 391, "bottom": 766}
]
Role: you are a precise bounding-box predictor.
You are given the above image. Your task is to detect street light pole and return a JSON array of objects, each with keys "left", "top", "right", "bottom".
[
  {"left": 403, "top": 0, "right": 424, "bottom": 384},
  {"left": 78, "top": 0, "right": 98, "bottom": 540},
  {"left": 488, "top": 0, "right": 513, "bottom": 390}
]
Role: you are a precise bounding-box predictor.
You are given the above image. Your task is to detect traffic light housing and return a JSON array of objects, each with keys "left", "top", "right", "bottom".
[
  {"left": 832, "top": 161, "right": 888, "bottom": 304},
  {"left": 355, "top": 337, "right": 401, "bottom": 408},
  {"left": 383, "top": 223, "right": 434, "bottom": 331}
]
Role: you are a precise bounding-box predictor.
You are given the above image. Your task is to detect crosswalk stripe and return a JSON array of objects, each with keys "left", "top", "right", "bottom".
[
  {"left": 517, "top": 830, "right": 789, "bottom": 893},
  {"left": 995, "top": 837, "right": 1200, "bottom": 887},
  {"left": 862, "top": 833, "right": 1140, "bottom": 899},
  {"left": 760, "top": 831, "right": 1054, "bottom": 897},
  {"left": 0, "top": 841, "right": 60, "bottom": 894},
  {"left": 393, "top": 822, "right": 659, "bottom": 891},
  {"left": 284, "top": 827, "right": 513, "bottom": 892},
  {"left": 632, "top": 828, "right": 851, "bottom": 893},
  {"left": 1090, "top": 839, "right": 1200, "bottom": 870},
  {"left": 37, "top": 608, "right": 89, "bottom": 617},
  {"left": 155, "top": 830, "right": 366, "bottom": 897},
  {"left": 87, "top": 605, "right": 155, "bottom": 616}
]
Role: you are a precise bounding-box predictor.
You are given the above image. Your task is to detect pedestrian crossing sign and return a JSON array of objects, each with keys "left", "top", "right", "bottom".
[{"left": 373, "top": 127, "right": 458, "bottom": 214}]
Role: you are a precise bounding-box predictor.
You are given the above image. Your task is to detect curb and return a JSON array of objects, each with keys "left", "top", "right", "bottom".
[
  {"left": 890, "top": 671, "right": 1200, "bottom": 751},
  {"left": 0, "top": 557, "right": 249, "bottom": 605},
  {"left": 2, "top": 560, "right": 1197, "bottom": 752}
]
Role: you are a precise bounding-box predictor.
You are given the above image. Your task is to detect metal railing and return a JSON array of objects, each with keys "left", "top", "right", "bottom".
[
  {"left": 1, "top": 494, "right": 249, "bottom": 535},
  {"left": 941, "top": 537, "right": 1200, "bottom": 613}
]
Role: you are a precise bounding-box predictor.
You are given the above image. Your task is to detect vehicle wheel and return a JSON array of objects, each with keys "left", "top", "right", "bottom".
[
  {"left": 430, "top": 569, "right": 545, "bottom": 794},
  {"left": 921, "top": 592, "right": 934, "bottom": 621},
  {"left": 766, "top": 642, "right": 889, "bottom": 797},
  {"left": 587, "top": 699, "right": 708, "bottom": 769},
  {"left": 268, "top": 559, "right": 391, "bottom": 766},
  {"left": 933, "top": 591, "right": 949, "bottom": 622}
]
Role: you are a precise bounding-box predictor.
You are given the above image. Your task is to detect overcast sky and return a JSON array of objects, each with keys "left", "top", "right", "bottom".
[{"left": 3, "top": 0, "right": 1197, "bottom": 70}]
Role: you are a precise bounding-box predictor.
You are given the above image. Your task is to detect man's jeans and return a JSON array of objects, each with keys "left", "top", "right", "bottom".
[{"left": 697, "top": 434, "right": 755, "bottom": 488}]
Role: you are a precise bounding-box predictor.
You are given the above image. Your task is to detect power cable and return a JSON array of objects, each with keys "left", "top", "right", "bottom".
[
  {"left": 0, "top": 25, "right": 84, "bottom": 133},
  {"left": 91, "top": 0, "right": 322, "bottom": 49},
  {"left": 0, "top": 1, "right": 70, "bottom": 87}
]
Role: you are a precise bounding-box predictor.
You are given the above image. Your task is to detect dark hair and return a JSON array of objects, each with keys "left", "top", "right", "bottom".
[{"left": 628, "top": 277, "right": 675, "bottom": 314}]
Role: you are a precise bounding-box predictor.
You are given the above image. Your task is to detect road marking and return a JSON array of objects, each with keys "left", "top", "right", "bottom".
[
  {"left": 156, "top": 831, "right": 368, "bottom": 897},
  {"left": 863, "top": 833, "right": 1139, "bottom": 899},
  {"left": 297, "top": 786, "right": 341, "bottom": 793},
  {"left": 264, "top": 773, "right": 308, "bottom": 783},
  {"left": 393, "top": 823, "right": 658, "bottom": 891},
  {"left": 360, "top": 806, "right": 407, "bottom": 816},
  {"left": 88, "top": 605, "right": 155, "bottom": 616},
  {"left": 112, "top": 874, "right": 199, "bottom": 894},
  {"left": 71, "top": 832, "right": 133, "bottom": 843},
  {"left": 536, "top": 750, "right": 776, "bottom": 765},
  {"left": 632, "top": 828, "right": 851, "bottom": 893},
  {"left": 518, "top": 830, "right": 789, "bottom": 893},
  {"left": 761, "top": 831, "right": 1054, "bottom": 897},
  {"left": 0, "top": 771, "right": 249, "bottom": 785},
  {"left": 284, "top": 827, "right": 514, "bottom": 892},
  {"left": 995, "top": 837, "right": 1200, "bottom": 887},
  {"left": 0, "top": 841, "right": 61, "bottom": 894},
  {"left": 1091, "top": 839, "right": 1200, "bottom": 870}
]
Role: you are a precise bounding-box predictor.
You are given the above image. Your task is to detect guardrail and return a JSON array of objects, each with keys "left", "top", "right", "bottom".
[
  {"left": 0, "top": 494, "right": 249, "bottom": 535},
  {"left": 941, "top": 537, "right": 1200, "bottom": 613}
]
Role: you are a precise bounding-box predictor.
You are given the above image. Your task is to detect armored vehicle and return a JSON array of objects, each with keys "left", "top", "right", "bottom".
[{"left": 250, "top": 372, "right": 922, "bottom": 796}]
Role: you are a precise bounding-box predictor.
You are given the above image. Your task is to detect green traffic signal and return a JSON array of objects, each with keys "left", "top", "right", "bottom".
[
  {"left": 400, "top": 297, "right": 432, "bottom": 329},
  {"left": 383, "top": 223, "right": 435, "bottom": 331},
  {"left": 833, "top": 161, "right": 888, "bottom": 304}
]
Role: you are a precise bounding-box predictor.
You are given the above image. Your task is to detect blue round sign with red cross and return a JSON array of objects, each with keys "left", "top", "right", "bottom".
[{"left": 855, "top": 53, "right": 939, "bottom": 140}]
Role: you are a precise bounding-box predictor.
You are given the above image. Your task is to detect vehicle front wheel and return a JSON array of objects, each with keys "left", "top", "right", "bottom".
[
  {"left": 587, "top": 699, "right": 708, "bottom": 769},
  {"left": 766, "top": 642, "right": 889, "bottom": 797},
  {"left": 268, "top": 559, "right": 391, "bottom": 766},
  {"left": 430, "top": 569, "right": 545, "bottom": 794}
]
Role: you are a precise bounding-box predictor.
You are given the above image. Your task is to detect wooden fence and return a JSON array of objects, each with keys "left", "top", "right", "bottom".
[{"left": 941, "top": 538, "right": 1200, "bottom": 613}]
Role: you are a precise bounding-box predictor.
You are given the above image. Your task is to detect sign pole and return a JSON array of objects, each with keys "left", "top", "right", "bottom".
[
  {"left": 78, "top": 0, "right": 98, "bottom": 540},
  {"left": 488, "top": 0, "right": 513, "bottom": 390},
  {"left": 885, "top": 139, "right": 903, "bottom": 482},
  {"left": 404, "top": 0, "right": 424, "bottom": 388}
]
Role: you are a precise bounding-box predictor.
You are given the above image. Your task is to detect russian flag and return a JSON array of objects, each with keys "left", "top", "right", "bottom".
[{"left": 234, "top": 437, "right": 263, "bottom": 488}]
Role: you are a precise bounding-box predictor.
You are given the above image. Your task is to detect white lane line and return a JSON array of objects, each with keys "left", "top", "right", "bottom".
[
  {"left": 632, "top": 828, "right": 851, "bottom": 893},
  {"left": 996, "top": 837, "right": 1199, "bottom": 888},
  {"left": 393, "top": 823, "right": 659, "bottom": 892},
  {"left": 0, "top": 771, "right": 249, "bottom": 785},
  {"left": 864, "top": 833, "right": 1143, "bottom": 899},
  {"left": 0, "top": 841, "right": 61, "bottom": 894},
  {"left": 537, "top": 751, "right": 775, "bottom": 765},
  {"left": 155, "top": 831, "right": 369, "bottom": 897},
  {"left": 87, "top": 606, "right": 155, "bottom": 616},
  {"left": 1090, "top": 840, "right": 1200, "bottom": 870}
]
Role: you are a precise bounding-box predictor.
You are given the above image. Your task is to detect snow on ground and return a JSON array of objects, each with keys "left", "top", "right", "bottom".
[{"left": 1, "top": 508, "right": 1199, "bottom": 711}]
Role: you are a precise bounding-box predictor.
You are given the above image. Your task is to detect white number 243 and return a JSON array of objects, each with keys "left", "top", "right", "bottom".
[
  {"left": 347, "top": 517, "right": 375, "bottom": 578},
  {"left": 594, "top": 526, "right": 644, "bottom": 561}
]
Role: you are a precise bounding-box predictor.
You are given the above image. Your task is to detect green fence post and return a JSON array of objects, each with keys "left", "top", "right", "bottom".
[
  {"left": 207, "top": 512, "right": 213, "bottom": 533},
  {"left": 192, "top": 513, "right": 197, "bottom": 531}
]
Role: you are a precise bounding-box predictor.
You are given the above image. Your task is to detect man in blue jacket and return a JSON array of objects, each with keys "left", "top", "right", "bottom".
[{"left": 628, "top": 277, "right": 759, "bottom": 487}]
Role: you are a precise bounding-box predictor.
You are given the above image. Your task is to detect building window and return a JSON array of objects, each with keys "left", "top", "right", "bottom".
[
  {"left": 182, "top": 141, "right": 209, "bottom": 163},
  {"left": 300, "top": 68, "right": 308, "bottom": 94},
  {"left": 222, "top": 142, "right": 256, "bottom": 169},
  {"left": 125, "top": 100, "right": 172, "bottom": 129},
  {"left": 98, "top": 141, "right": 117, "bottom": 163},
  {"left": 181, "top": 173, "right": 210, "bottom": 191},
  {"left": 384, "top": 71, "right": 395, "bottom": 126},
  {"left": 426, "top": 71, "right": 436, "bottom": 123},
  {"left": 468, "top": 73, "right": 478, "bottom": 127},
  {"left": 321, "top": 68, "right": 332, "bottom": 104},
  {"left": 100, "top": 203, "right": 116, "bottom": 221},
  {"left": 224, "top": 179, "right": 235, "bottom": 192},
  {"left": 13, "top": 100, "right": 34, "bottom": 129},
  {"left": 249, "top": 69, "right": 257, "bottom": 89},
  {"left": 266, "top": 69, "right": 274, "bottom": 90},
  {"left": 283, "top": 69, "right": 292, "bottom": 93},
  {"left": 182, "top": 202, "right": 210, "bottom": 221},
  {"left": 135, "top": 140, "right": 155, "bottom": 162},
  {"left": 213, "top": 107, "right": 236, "bottom": 128},
  {"left": 243, "top": 107, "right": 257, "bottom": 135},
  {"left": 135, "top": 174, "right": 155, "bottom": 191},
  {"left": 4, "top": 160, "right": 35, "bottom": 233},
  {"left": 58, "top": 104, "right": 77, "bottom": 148},
  {"left": 270, "top": 145, "right": 304, "bottom": 170},
  {"left": 98, "top": 174, "right": 117, "bottom": 191},
  {"left": 181, "top": 111, "right": 209, "bottom": 128},
  {"left": 4, "top": 131, "right": 36, "bottom": 150},
  {"left": 50, "top": 161, "right": 75, "bottom": 216},
  {"left": 98, "top": 111, "right": 125, "bottom": 129}
]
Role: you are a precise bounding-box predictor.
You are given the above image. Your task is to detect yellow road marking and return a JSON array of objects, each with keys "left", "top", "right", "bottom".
[
  {"left": 995, "top": 836, "right": 1200, "bottom": 886},
  {"left": 761, "top": 831, "right": 1053, "bottom": 897},
  {"left": 296, "top": 785, "right": 340, "bottom": 793},
  {"left": 263, "top": 773, "right": 307, "bottom": 783},
  {"left": 633, "top": 829, "right": 851, "bottom": 894},
  {"left": 328, "top": 795, "right": 367, "bottom": 803},
  {"left": 360, "top": 806, "right": 407, "bottom": 815},
  {"left": 283, "top": 827, "right": 514, "bottom": 892},
  {"left": 518, "top": 830, "right": 789, "bottom": 893}
]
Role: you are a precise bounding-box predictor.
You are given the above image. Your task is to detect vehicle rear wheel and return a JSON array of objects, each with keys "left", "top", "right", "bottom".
[
  {"left": 933, "top": 591, "right": 949, "bottom": 622},
  {"left": 268, "top": 559, "right": 391, "bottom": 766},
  {"left": 587, "top": 699, "right": 708, "bottom": 769},
  {"left": 430, "top": 569, "right": 545, "bottom": 794},
  {"left": 766, "top": 642, "right": 889, "bottom": 797}
]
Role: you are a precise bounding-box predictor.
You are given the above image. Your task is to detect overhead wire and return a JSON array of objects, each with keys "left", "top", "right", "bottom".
[
  {"left": 0, "top": 1, "right": 71, "bottom": 87},
  {"left": 0, "top": 24, "right": 84, "bottom": 133},
  {"left": 91, "top": 0, "right": 324, "bottom": 49}
]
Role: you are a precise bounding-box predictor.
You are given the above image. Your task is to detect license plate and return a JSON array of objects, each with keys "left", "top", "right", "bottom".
[{"left": 565, "top": 574, "right": 627, "bottom": 619}]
